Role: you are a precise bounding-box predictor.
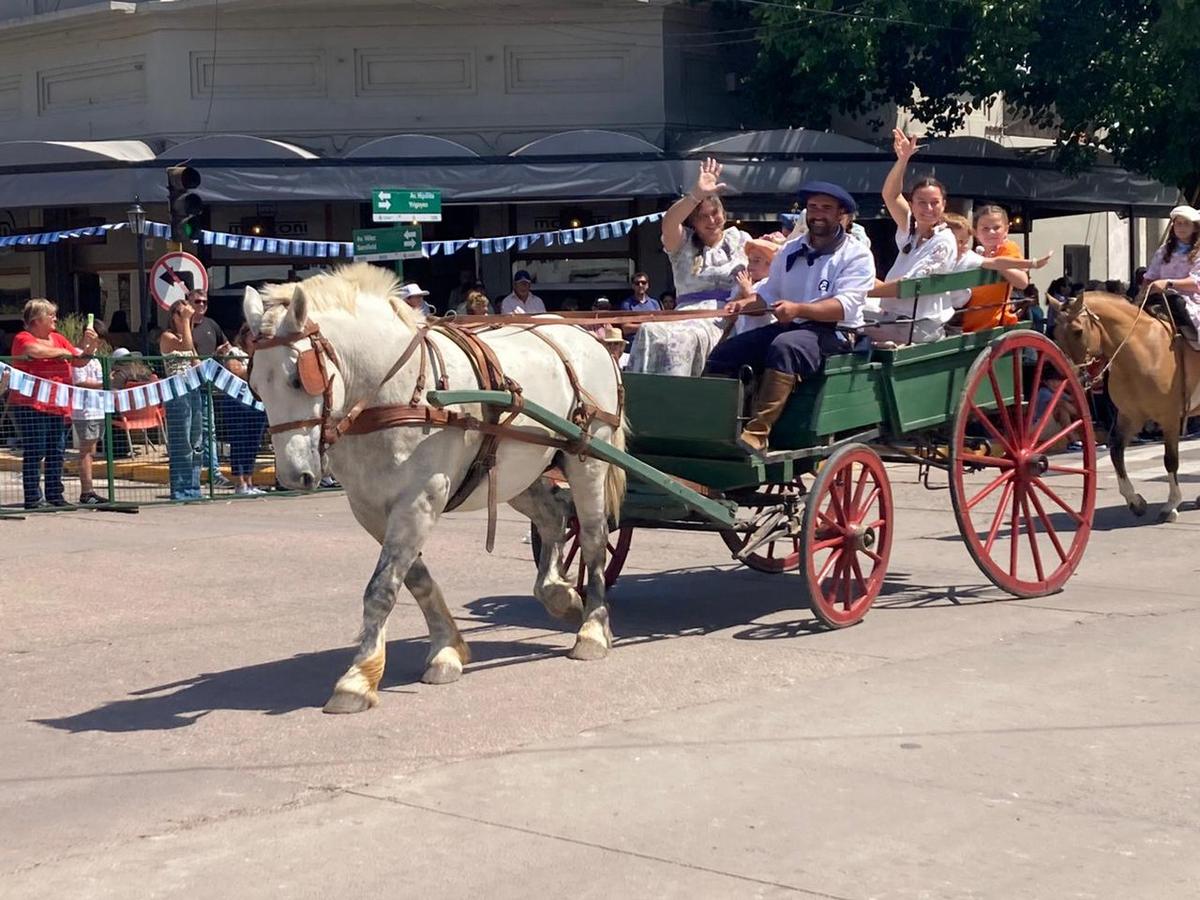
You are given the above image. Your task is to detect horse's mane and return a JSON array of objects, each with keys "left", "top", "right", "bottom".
[
  {"left": 258, "top": 262, "right": 419, "bottom": 334},
  {"left": 1077, "top": 291, "right": 1142, "bottom": 323}
]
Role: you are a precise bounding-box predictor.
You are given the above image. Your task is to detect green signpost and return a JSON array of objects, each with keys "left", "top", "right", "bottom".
[
  {"left": 372, "top": 189, "right": 442, "bottom": 223},
  {"left": 353, "top": 226, "right": 424, "bottom": 262}
]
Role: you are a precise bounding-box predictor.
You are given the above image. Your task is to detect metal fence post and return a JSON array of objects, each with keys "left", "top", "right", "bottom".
[
  {"left": 204, "top": 378, "right": 215, "bottom": 499},
  {"left": 100, "top": 355, "right": 116, "bottom": 504}
]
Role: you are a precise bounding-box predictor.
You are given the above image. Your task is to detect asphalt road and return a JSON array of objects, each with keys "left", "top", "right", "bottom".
[{"left": 3, "top": 442, "right": 1200, "bottom": 899}]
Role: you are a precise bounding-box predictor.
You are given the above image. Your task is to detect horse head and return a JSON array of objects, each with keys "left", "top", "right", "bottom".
[
  {"left": 1048, "top": 292, "right": 1104, "bottom": 366},
  {"left": 243, "top": 282, "right": 329, "bottom": 491}
]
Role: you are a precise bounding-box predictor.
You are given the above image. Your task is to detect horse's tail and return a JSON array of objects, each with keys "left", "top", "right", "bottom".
[{"left": 604, "top": 416, "right": 628, "bottom": 525}]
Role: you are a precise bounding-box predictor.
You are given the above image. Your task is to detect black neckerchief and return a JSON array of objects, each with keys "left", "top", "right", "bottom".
[{"left": 785, "top": 228, "right": 848, "bottom": 272}]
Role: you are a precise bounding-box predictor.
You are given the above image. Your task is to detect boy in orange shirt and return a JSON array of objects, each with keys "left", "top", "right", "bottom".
[{"left": 960, "top": 205, "right": 1030, "bottom": 332}]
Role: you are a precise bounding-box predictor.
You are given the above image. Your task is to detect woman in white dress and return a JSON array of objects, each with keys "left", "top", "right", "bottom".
[
  {"left": 864, "top": 129, "right": 958, "bottom": 345},
  {"left": 626, "top": 158, "right": 751, "bottom": 376}
]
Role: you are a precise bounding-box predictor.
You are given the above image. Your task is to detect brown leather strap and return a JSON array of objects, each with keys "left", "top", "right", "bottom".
[
  {"left": 442, "top": 308, "right": 730, "bottom": 327},
  {"left": 269, "top": 417, "right": 323, "bottom": 436},
  {"left": 326, "top": 328, "right": 429, "bottom": 445},
  {"left": 341, "top": 403, "right": 571, "bottom": 450}
]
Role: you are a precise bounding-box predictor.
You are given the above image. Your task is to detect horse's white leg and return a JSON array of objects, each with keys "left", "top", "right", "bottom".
[
  {"left": 561, "top": 455, "right": 613, "bottom": 661},
  {"left": 324, "top": 492, "right": 443, "bottom": 714},
  {"left": 1160, "top": 424, "right": 1183, "bottom": 523},
  {"left": 509, "top": 479, "right": 584, "bottom": 623},
  {"left": 1110, "top": 415, "right": 1147, "bottom": 516},
  {"left": 404, "top": 555, "right": 471, "bottom": 684}
]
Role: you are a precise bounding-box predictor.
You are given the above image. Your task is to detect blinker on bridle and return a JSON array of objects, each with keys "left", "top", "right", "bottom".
[{"left": 249, "top": 321, "right": 341, "bottom": 447}]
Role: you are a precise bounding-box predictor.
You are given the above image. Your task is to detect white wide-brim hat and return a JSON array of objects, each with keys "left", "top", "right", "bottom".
[
  {"left": 398, "top": 282, "right": 430, "bottom": 299},
  {"left": 1169, "top": 205, "right": 1200, "bottom": 224}
]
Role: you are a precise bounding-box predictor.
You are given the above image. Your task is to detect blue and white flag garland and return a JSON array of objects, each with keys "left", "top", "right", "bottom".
[
  {"left": 0, "top": 222, "right": 130, "bottom": 248},
  {"left": 0, "top": 213, "right": 664, "bottom": 259},
  {"left": 0, "top": 357, "right": 264, "bottom": 415}
]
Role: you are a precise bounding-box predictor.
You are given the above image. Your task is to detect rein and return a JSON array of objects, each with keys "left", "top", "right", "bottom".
[
  {"left": 250, "top": 316, "right": 624, "bottom": 551},
  {"left": 1072, "top": 290, "right": 1161, "bottom": 389}
]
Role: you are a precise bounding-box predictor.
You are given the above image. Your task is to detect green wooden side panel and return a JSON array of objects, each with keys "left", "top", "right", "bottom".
[
  {"left": 897, "top": 267, "right": 1002, "bottom": 298},
  {"left": 873, "top": 326, "right": 1023, "bottom": 434},
  {"left": 772, "top": 354, "right": 885, "bottom": 449},
  {"left": 623, "top": 372, "right": 744, "bottom": 459}
]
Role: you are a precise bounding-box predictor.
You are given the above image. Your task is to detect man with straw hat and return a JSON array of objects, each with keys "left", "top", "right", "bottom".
[{"left": 598, "top": 324, "right": 628, "bottom": 368}]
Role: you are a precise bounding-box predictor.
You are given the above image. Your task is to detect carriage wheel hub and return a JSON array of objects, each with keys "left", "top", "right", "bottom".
[
  {"left": 1015, "top": 450, "right": 1050, "bottom": 478},
  {"left": 849, "top": 524, "right": 876, "bottom": 552}
]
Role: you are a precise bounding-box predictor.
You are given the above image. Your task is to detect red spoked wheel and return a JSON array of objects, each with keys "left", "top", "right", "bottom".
[
  {"left": 529, "top": 516, "right": 633, "bottom": 594},
  {"left": 801, "top": 444, "right": 894, "bottom": 628},
  {"left": 720, "top": 479, "right": 804, "bottom": 573},
  {"left": 949, "top": 331, "right": 1097, "bottom": 597}
]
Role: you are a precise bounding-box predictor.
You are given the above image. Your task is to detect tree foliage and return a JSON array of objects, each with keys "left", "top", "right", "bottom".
[{"left": 747, "top": 0, "right": 1199, "bottom": 197}]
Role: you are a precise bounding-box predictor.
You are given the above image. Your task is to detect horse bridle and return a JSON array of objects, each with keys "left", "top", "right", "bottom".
[{"left": 249, "top": 321, "right": 342, "bottom": 452}]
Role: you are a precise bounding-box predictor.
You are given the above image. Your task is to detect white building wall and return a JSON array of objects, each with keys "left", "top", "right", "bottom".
[{"left": 0, "top": 0, "right": 676, "bottom": 154}]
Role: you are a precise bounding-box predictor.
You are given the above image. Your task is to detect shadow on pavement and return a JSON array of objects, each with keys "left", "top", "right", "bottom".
[{"left": 32, "top": 633, "right": 564, "bottom": 734}]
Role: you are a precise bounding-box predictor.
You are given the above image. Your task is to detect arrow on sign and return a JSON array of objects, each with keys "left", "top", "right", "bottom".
[
  {"left": 159, "top": 267, "right": 195, "bottom": 293},
  {"left": 378, "top": 198, "right": 392, "bottom": 210}
]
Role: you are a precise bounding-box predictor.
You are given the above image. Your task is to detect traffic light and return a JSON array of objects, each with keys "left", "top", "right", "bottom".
[{"left": 166, "top": 165, "right": 202, "bottom": 243}]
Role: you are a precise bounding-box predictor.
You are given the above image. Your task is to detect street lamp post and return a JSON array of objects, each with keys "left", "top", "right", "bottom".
[{"left": 127, "top": 199, "right": 149, "bottom": 354}]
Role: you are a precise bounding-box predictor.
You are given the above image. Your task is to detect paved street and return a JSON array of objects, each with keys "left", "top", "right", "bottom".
[{"left": 4, "top": 442, "right": 1200, "bottom": 899}]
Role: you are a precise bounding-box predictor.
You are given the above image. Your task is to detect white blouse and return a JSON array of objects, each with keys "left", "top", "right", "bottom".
[
  {"left": 665, "top": 226, "right": 751, "bottom": 303},
  {"left": 868, "top": 216, "right": 958, "bottom": 327}
]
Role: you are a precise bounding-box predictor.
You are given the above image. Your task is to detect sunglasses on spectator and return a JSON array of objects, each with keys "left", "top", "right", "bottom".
[{"left": 633, "top": 280, "right": 648, "bottom": 285}]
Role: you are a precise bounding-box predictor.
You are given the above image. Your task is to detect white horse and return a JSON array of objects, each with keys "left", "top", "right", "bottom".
[{"left": 243, "top": 263, "right": 626, "bottom": 713}]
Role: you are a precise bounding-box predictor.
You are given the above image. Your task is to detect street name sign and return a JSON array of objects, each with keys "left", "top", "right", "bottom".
[
  {"left": 353, "top": 226, "right": 424, "bottom": 261},
  {"left": 372, "top": 189, "right": 442, "bottom": 223}
]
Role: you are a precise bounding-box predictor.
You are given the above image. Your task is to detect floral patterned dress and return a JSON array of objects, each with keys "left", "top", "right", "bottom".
[{"left": 626, "top": 225, "right": 750, "bottom": 376}]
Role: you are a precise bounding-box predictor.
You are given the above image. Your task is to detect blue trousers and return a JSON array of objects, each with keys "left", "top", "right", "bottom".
[
  {"left": 13, "top": 406, "right": 67, "bottom": 506},
  {"left": 705, "top": 321, "right": 849, "bottom": 379},
  {"left": 165, "top": 393, "right": 203, "bottom": 500},
  {"left": 222, "top": 395, "right": 267, "bottom": 477}
]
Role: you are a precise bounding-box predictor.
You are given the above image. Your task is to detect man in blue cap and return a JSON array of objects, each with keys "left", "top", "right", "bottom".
[{"left": 706, "top": 181, "right": 876, "bottom": 455}]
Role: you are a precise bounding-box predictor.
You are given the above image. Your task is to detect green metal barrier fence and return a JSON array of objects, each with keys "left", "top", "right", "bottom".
[{"left": 0, "top": 353, "right": 340, "bottom": 514}]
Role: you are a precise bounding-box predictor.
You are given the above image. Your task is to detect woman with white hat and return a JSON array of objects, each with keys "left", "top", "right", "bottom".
[{"left": 1143, "top": 205, "right": 1200, "bottom": 341}]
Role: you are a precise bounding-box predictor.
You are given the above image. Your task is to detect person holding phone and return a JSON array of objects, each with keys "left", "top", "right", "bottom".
[{"left": 9, "top": 299, "right": 99, "bottom": 509}]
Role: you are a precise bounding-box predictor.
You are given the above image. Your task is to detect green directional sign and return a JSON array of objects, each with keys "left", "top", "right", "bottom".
[
  {"left": 353, "top": 226, "right": 424, "bottom": 262},
  {"left": 372, "top": 189, "right": 442, "bottom": 223}
]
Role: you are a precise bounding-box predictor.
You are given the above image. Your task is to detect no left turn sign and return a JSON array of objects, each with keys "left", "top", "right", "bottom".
[{"left": 149, "top": 251, "right": 209, "bottom": 311}]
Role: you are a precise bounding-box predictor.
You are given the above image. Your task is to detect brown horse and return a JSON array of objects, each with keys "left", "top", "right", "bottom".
[{"left": 1052, "top": 290, "right": 1200, "bottom": 522}]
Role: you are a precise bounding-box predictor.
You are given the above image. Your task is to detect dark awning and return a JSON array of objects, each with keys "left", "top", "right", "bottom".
[{"left": 0, "top": 130, "right": 1179, "bottom": 216}]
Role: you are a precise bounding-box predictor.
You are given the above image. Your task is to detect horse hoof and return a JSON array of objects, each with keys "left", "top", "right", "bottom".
[
  {"left": 1159, "top": 508, "right": 1179, "bottom": 524},
  {"left": 542, "top": 583, "right": 584, "bottom": 623},
  {"left": 568, "top": 634, "right": 609, "bottom": 661},
  {"left": 1130, "top": 497, "right": 1148, "bottom": 517},
  {"left": 323, "top": 689, "right": 377, "bottom": 714},
  {"left": 422, "top": 646, "right": 465, "bottom": 685}
]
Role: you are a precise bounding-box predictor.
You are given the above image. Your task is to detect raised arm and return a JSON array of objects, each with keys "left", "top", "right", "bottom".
[
  {"left": 982, "top": 250, "right": 1053, "bottom": 273},
  {"left": 662, "top": 158, "right": 727, "bottom": 254},
  {"left": 882, "top": 129, "right": 920, "bottom": 231}
]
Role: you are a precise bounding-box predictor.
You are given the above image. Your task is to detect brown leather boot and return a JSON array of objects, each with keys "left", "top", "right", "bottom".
[{"left": 737, "top": 369, "right": 797, "bottom": 455}]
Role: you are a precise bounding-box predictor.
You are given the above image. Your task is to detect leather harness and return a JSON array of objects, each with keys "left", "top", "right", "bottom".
[{"left": 250, "top": 319, "right": 624, "bottom": 551}]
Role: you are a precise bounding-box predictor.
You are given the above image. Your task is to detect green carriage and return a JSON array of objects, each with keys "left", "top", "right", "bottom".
[{"left": 433, "top": 270, "right": 1098, "bottom": 629}]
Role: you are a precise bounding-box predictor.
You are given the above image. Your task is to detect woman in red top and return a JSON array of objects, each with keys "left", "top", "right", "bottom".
[{"left": 9, "top": 299, "right": 98, "bottom": 509}]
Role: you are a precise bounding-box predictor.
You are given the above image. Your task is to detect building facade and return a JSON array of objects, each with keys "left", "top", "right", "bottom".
[{"left": 0, "top": 0, "right": 1177, "bottom": 341}]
